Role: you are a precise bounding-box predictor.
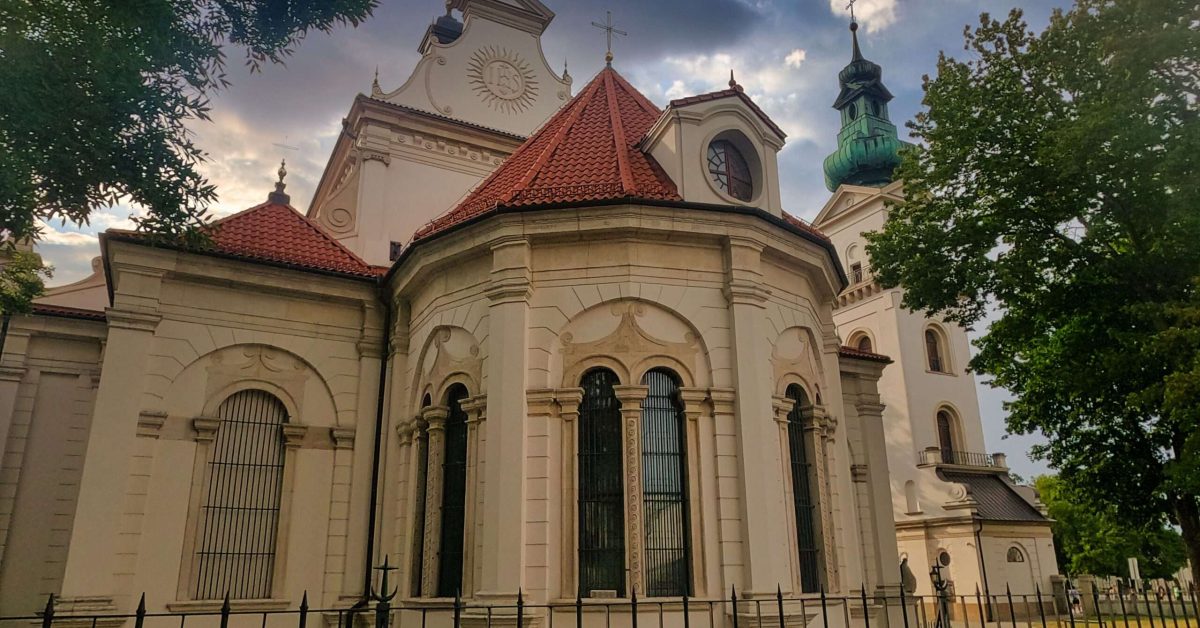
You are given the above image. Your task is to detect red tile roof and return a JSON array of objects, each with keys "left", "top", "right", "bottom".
[
  {"left": 669, "top": 87, "right": 787, "bottom": 140},
  {"left": 205, "top": 201, "right": 378, "bottom": 277},
  {"left": 838, "top": 345, "right": 893, "bottom": 363},
  {"left": 782, "top": 211, "right": 830, "bottom": 241},
  {"left": 414, "top": 67, "right": 681, "bottom": 239},
  {"left": 109, "top": 201, "right": 378, "bottom": 279}
]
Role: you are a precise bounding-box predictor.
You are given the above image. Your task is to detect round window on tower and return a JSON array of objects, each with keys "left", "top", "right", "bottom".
[
  {"left": 707, "top": 139, "right": 754, "bottom": 202},
  {"left": 847, "top": 102, "right": 858, "bottom": 120}
]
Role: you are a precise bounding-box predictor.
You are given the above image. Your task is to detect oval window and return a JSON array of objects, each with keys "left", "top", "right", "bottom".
[
  {"left": 706, "top": 139, "right": 753, "bottom": 202},
  {"left": 847, "top": 103, "right": 858, "bottom": 120}
]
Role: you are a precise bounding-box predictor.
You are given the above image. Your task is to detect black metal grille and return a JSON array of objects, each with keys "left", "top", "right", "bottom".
[
  {"left": 437, "top": 385, "right": 469, "bottom": 597},
  {"left": 194, "top": 390, "right": 287, "bottom": 600},
  {"left": 785, "top": 385, "right": 821, "bottom": 593},
  {"left": 641, "top": 369, "right": 691, "bottom": 597},
  {"left": 578, "top": 368, "right": 626, "bottom": 597}
]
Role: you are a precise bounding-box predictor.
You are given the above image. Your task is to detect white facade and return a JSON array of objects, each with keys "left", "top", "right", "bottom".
[{"left": 813, "top": 183, "right": 1059, "bottom": 611}]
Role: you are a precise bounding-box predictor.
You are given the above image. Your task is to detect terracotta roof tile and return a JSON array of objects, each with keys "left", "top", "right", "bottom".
[
  {"left": 669, "top": 87, "right": 787, "bottom": 139},
  {"left": 782, "top": 211, "right": 830, "bottom": 241},
  {"left": 111, "top": 201, "right": 376, "bottom": 279},
  {"left": 414, "top": 67, "right": 681, "bottom": 239},
  {"left": 839, "top": 345, "right": 892, "bottom": 363}
]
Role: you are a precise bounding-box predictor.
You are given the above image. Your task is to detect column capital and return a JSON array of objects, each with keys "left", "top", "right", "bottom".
[
  {"left": 137, "top": 410, "right": 167, "bottom": 438},
  {"left": 282, "top": 423, "right": 309, "bottom": 449},
  {"left": 106, "top": 308, "right": 161, "bottom": 332},
  {"left": 678, "top": 386, "right": 708, "bottom": 420},
  {"left": 771, "top": 395, "right": 792, "bottom": 423},
  {"left": 423, "top": 405, "right": 450, "bottom": 430},
  {"left": 192, "top": 416, "right": 220, "bottom": 442},
  {"left": 612, "top": 384, "right": 649, "bottom": 406},
  {"left": 556, "top": 387, "right": 584, "bottom": 421},
  {"left": 330, "top": 427, "right": 356, "bottom": 449},
  {"left": 462, "top": 394, "right": 488, "bottom": 422}
]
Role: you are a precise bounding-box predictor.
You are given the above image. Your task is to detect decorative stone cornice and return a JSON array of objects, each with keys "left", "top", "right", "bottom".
[
  {"left": 0, "top": 365, "right": 26, "bottom": 382},
  {"left": 330, "top": 427, "right": 356, "bottom": 449},
  {"left": 526, "top": 389, "right": 558, "bottom": 416},
  {"left": 192, "top": 416, "right": 220, "bottom": 442},
  {"left": 723, "top": 281, "right": 771, "bottom": 307},
  {"left": 282, "top": 423, "right": 309, "bottom": 448},
  {"left": 483, "top": 278, "right": 531, "bottom": 304},
  {"left": 678, "top": 387, "right": 708, "bottom": 420},
  {"left": 105, "top": 308, "right": 161, "bottom": 332},
  {"left": 612, "top": 384, "right": 649, "bottom": 407},
  {"left": 137, "top": 410, "right": 167, "bottom": 438},
  {"left": 555, "top": 388, "right": 584, "bottom": 421},
  {"left": 360, "top": 149, "right": 392, "bottom": 165},
  {"left": 461, "top": 395, "right": 488, "bottom": 422},
  {"left": 423, "top": 406, "right": 450, "bottom": 430}
]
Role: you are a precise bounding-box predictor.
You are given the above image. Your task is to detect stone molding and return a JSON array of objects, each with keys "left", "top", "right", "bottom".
[
  {"left": 560, "top": 302, "right": 701, "bottom": 387},
  {"left": 330, "top": 427, "right": 356, "bottom": 449},
  {"left": 281, "top": 423, "right": 309, "bottom": 448},
  {"left": 137, "top": 410, "right": 168, "bottom": 438},
  {"left": 105, "top": 309, "right": 161, "bottom": 332},
  {"left": 191, "top": 416, "right": 220, "bottom": 442}
]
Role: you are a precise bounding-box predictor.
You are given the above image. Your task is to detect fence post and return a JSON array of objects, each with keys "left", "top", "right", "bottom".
[
  {"left": 861, "top": 586, "right": 871, "bottom": 628},
  {"left": 1166, "top": 588, "right": 1180, "bottom": 628},
  {"left": 576, "top": 592, "right": 583, "bottom": 628},
  {"left": 731, "top": 588, "right": 738, "bottom": 628},
  {"left": 1116, "top": 585, "right": 1130, "bottom": 628},
  {"left": 454, "top": 589, "right": 462, "bottom": 628},
  {"left": 632, "top": 587, "right": 639, "bottom": 628},
  {"left": 974, "top": 585, "right": 986, "bottom": 628},
  {"left": 1155, "top": 589, "right": 1169, "bottom": 628},
  {"left": 1065, "top": 583, "right": 1076, "bottom": 628},
  {"left": 776, "top": 587, "right": 784, "bottom": 628},
  {"left": 135, "top": 593, "right": 146, "bottom": 628},
  {"left": 1090, "top": 583, "right": 1104, "bottom": 628},
  {"left": 298, "top": 591, "right": 308, "bottom": 628},
  {"left": 898, "top": 574, "right": 910, "bottom": 628},
  {"left": 1005, "top": 585, "right": 1016, "bottom": 628},
  {"left": 220, "top": 593, "right": 231, "bottom": 628},
  {"left": 41, "top": 594, "right": 55, "bottom": 628},
  {"left": 1036, "top": 584, "right": 1048, "bottom": 628},
  {"left": 819, "top": 588, "right": 828, "bottom": 628},
  {"left": 517, "top": 588, "right": 525, "bottom": 628}
]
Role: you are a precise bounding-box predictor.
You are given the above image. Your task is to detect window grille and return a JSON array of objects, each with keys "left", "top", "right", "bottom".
[
  {"left": 194, "top": 390, "right": 287, "bottom": 600},
  {"left": 641, "top": 369, "right": 691, "bottom": 597},
  {"left": 437, "top": 385, "right": 469, "bottom": 597},
  {"left": 925, "top": 329, "right": 944, "bottom": 372},
  {"left": 786, "top": 385, "right": 821, "bottom": 593},
  {"left": 578, "top": 368, "right": 626, "bottom": 597}
]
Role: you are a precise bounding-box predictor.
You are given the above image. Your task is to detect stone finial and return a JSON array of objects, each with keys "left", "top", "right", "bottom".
[{"left": 268, "top": 158, "right": 291, "bottom": 205}]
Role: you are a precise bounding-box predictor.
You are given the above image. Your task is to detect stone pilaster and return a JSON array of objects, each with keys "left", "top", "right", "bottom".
[
  {"left": 420, "top": 406, "right": 450, "bottom": 596},
  {"left": 612, "top": 384, "right": 649, "bottom": 597}
]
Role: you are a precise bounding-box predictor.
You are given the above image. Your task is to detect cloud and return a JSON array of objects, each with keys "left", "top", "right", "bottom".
[
  {"left": 829, "top": 0, "right": 898, "bottom": 33},
  {"left": 785, "top": 48, "right": 807, "bottom": 69}
]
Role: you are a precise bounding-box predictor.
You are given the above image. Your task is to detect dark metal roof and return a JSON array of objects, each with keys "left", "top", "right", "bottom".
[{"left": 941, "top": 471, "right": 1048, "bottom": 523}]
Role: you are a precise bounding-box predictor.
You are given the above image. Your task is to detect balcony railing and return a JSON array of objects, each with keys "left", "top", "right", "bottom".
[{"left": 919, "top": 448, "right": 1006, "bottom": 469}]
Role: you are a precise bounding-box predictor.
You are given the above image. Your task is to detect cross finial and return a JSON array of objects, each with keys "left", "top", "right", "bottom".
[
  {"left": 590, "top": 11, "right": 627, "bottom": 67},
  {"left": 846, "top": 0, "right": 856, "bottom": 23}
]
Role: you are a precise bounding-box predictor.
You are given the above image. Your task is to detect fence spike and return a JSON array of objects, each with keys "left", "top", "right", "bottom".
[
  {"left": 135, "top": 593, "right": 146, "bottom": 628},
  {"left": 731, "top": 587, "right": 738, "bottom": 628},
  {"left": 299, "top": 591, "right": 309, "bottom": 628},
  {"left": 1036, "top": 583, "right": 1048, "bottom": 628},
  {"left": 453, "top": 588, "right": 462, "bottom": 628},
  {"left": 899, "top": 575, "right": 910, "bottom": 628},
  {"left": 1005, "top": 584, "right": 1017, "bottom": 628},
  {"left": 861, "top": 585, "right": 871, "bottom": 628},
  {"left": 684, "top": 590, "right": 691, "bottom": 628},
  {"left": 776, "top": 586, "right": 785, "bottom": 628},
  {"left": 517, "top": 588, "right": 525, "bottom": 628},
  {"left": 820, "top": 587, "right": 829, "bottom": 628},
  {"left": 220, "top": 593, "right": 231, "bottom": 628},
  {"left": 632, "top": 585, "right": 639, "bottom": 628},
  {"left": 41, "top": 593, "right": 55, "bottom": 628},
  {"left": 576, "top": 591, "right": 583, "bottom": 628}
]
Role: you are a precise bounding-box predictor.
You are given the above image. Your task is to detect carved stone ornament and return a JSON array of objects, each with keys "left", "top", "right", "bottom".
[
  {"left": 204, "top": 345, "right": 309, "bottom": 418},
  {"left": 560, "top": 302, "right": 700, "bottom": 386},
  {"left": 770, "top": 330, "right": 826, "bottom": 403},
  {"left": 467, "top": 46, "right": 538, "bottom": 113},
  {"left": 421, "top": 326, "right": 483, "bottom": 399}
]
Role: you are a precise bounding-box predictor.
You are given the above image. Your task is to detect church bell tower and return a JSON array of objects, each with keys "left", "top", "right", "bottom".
[{"left": 821, "top": 20, "right": 909, "bottom": 191}]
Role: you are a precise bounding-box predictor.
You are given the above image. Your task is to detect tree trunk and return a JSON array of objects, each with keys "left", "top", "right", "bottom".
[{"left": 1176, "top": 497, "right": 1200, "bottom": 585}]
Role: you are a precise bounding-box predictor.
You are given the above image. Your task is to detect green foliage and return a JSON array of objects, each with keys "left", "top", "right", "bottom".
[
  {"left": 1036, "top": 475, "right": 1186, "bottom": 579},
  {"left": 0, "top": 248, "right": 52, "bottom": 316},
  {"left": 865, "top": 0, "right": 1200, "bottom": 568},
  {"left": 0, "top": 0, "right": 376, "bottom": 310}
]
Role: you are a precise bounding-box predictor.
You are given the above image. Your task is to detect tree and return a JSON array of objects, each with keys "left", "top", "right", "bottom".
[
  {"left": 0, "top": 0, "right": 377, "bottom": 313},
  {"left": 865, "top": 0, "right": 1200, "bottom": 571},
  {"left": 1035, "top": 475, "right": 1186, "bottom": 580}
]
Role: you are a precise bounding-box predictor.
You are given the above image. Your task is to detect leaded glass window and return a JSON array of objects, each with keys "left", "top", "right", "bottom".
[
  {"left": 437, "top": 385, "right": 469, "bottom": 597},
  {"left": 641, "top": 369, "right": 691, "bottom": 597},
  {"left": 785, "top": 384, "right": 821, "bottom": 593},
  {"left": 578, "top": 369, "right": 626, "bottom": 597},
  {"left": 707, "top": 139, "right": 753, "bottom": 202},
  {"left": 194, "top": 390, "right": 287, "bottom": 600}
]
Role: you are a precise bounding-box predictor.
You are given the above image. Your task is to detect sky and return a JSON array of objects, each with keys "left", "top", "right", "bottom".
[{"left": 34, "top": 0, "right": 1071, "bottom": 480}]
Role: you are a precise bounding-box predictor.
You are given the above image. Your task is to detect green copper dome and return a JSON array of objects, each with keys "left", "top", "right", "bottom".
[{"left": 822, "top": 22, "right": 910, "bottom": 191}]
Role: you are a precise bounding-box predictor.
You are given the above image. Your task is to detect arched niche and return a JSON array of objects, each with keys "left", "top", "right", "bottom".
[
  {"left": 771, "top": 326, "right": 827, "bottom": 404},
  {"left": 410, "top": 325, "right": 483, "bottom": 408},
  {"left": 550, "top": 300, "right": 712, "bottom": 388}
]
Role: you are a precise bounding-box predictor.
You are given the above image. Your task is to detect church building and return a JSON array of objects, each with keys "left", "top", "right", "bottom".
[
  {"left": 0, "top": 0, "right": 1061, "bottom": 625},
  {"left": 811, "top": 18, "right": 1059, "bottom": 612}
]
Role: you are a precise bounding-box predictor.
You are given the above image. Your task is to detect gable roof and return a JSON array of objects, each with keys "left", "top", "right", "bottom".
[
  {"left": 668, "top": 87, "right": 787, "bottom": 140},
  {"left": 107, "top": 201, "right": 381, "bottom": 279},
  {"left": 413, "top": 66, "right": 681, "bottom": 240},
  {"left": 941, "top": 471, "right": 1048, "bottom": 523}
]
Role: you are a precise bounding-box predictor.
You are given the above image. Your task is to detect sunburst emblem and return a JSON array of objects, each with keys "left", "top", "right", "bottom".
[{"left": 467, "top": 46, "right": 538, "bottom": 114}]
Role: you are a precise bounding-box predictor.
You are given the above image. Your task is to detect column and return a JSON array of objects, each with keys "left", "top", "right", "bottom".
[
  {"left": 678, "top": 387, "right": 710, "bottom": 595},
  {"left": 460, "top": 395, "right": 488, "bottom": 597},
  {"left": 554, "top": 389, "right": 583, "bottom": 598},
  {"left": 60, "top": 307, "right": 160, "bottom": 607},
  {"left": 478, "top": 237, "right": 531, "bottom": 599},
  {"left": 420, "top": 406, "right": 449, "bottom": 596},
  {"left": 723, "top": 237, "right": 791, "bottom": 595},
  {"left": 613, "top": 384, "right": 648, "bottom": 597}
]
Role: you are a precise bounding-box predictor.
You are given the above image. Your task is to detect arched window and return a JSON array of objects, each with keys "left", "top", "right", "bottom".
[
  {"left": 437, "top": 384, "right": 470, "bottom": 597},
  {"left": 194, "top": 390, "right": 287, "bottom": 599},
  {"left": 925, "top": 328, "right": 946, "bottom": 372},
  {"left": 937, "top": 409, "right": 957, "bottom": 464},
  {"left": 785, "top": 384, "right": 822, "bottom": 593},
  {"left": 578, "top": 369, "right": 625, "bottom": 597},
  {"left": 855, "top": 334, "right": 873, "bottom": 353},
  {"left": 707, "top": 139, "right": 753, "bottom": 201},
  {"left": 904, "top": 480, "right": 920, "bottom": 514},
  {"left": 1007, "top": 547, "right": 1026, "bottom": 563},
  {"left": 641, "top": 369, "right": 691, "bottom": 597}
]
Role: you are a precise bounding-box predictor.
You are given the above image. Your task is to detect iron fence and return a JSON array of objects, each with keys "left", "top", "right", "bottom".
[{"left": 6, "top": 583, "right": 1200, "bottom": 628}]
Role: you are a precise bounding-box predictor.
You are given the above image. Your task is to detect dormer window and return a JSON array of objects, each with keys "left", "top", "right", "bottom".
[{"left": 707, "top": 139, "right": 753, "bottom": 202}]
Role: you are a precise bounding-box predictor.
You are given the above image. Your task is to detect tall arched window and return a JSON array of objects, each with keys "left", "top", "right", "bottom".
[
  {"left": 785, "top": 384, "right": 822, "bottom": 593},
  {"left": 437, "top": 385, "right": 469, "bottom": 597},
  {"left": 194, "top": 390, "right": 287, "bottom": 600},
  {"left": 936, "top": 409, "right": 957, "bottom": 464},
  {"left": 925, "top": 329, "right": 946, "bottom": 372},
  {"left": 641, "top": 369, "right": 691, "bottom": 597},
  {"left": 578, "top": 369, "right": 625, "bottom": 597}
]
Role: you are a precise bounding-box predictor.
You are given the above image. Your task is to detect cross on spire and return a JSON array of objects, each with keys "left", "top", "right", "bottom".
[
  {"left": 846, "top": 0, "right": 857, "bottom": 23},
  {"left": 590, "top": 11, "right": 626, "bottom": 66}
]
